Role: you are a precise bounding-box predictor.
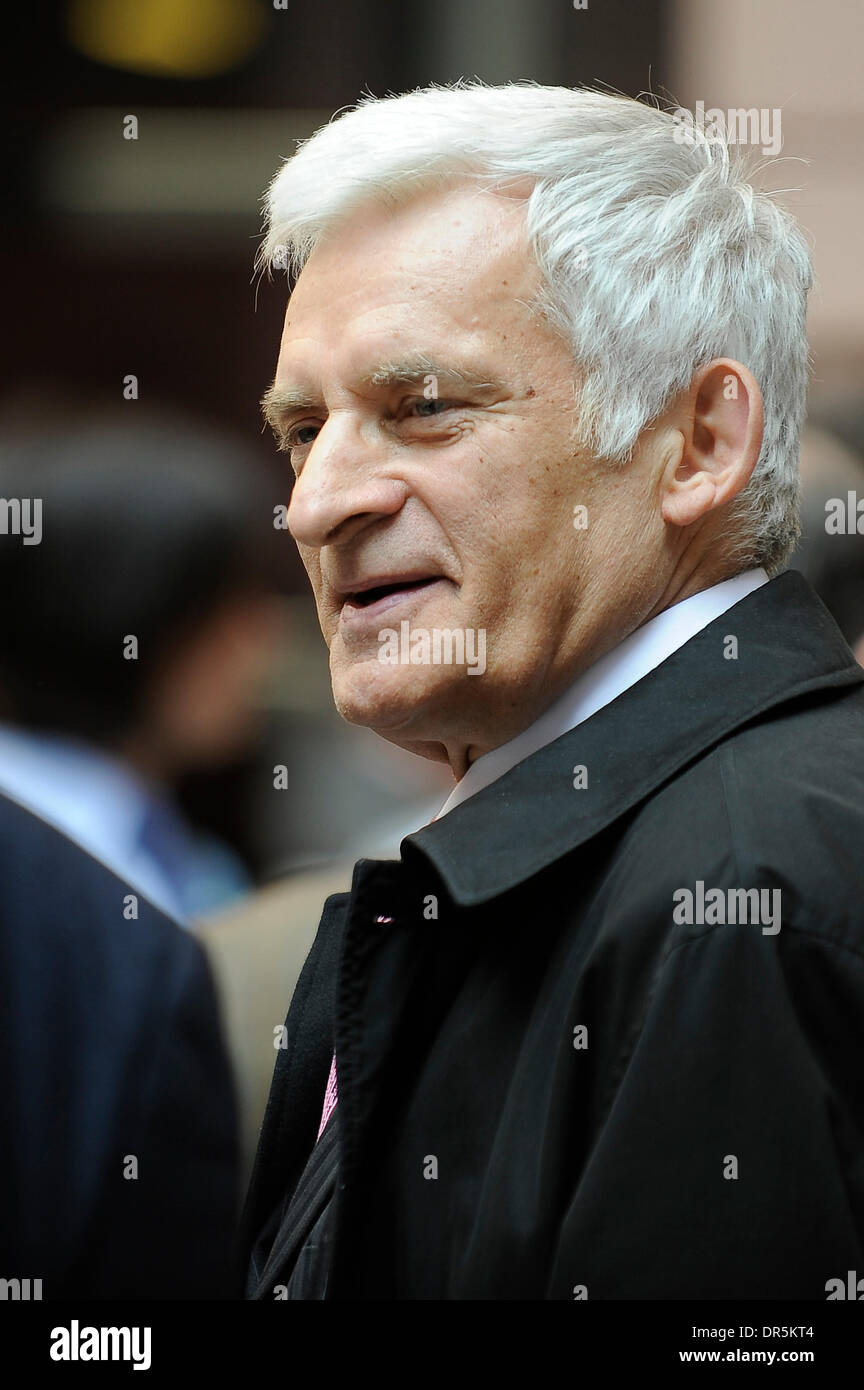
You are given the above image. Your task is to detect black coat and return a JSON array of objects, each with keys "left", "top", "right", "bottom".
[
  {"left": 245, "top": 571, "right": 864, "bottom": 1299},
  {"left": 0, "top": 791, "right": 240, "bottom": 1298}
]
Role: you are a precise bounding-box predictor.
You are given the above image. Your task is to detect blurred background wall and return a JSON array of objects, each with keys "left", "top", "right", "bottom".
[{"left": 670, "top": 0, "right": 864, "bottom": 405}]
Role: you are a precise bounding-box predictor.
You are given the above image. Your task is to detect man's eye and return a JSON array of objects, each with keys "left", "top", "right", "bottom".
[
  {"left": 283, "top": 423, "right": 320, "bottom": 450},
  {"left": 405, "top": 397, "right": 457, "bottom": 419}
]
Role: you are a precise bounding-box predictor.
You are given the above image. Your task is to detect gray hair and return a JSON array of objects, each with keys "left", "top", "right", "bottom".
[{"left": 259, "top": 81, "right": 813, "bottom": 575}]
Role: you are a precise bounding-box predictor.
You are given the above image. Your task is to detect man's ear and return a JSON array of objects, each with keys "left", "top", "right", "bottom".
[{"left": 660, "top": 359, "right": 764, "bottom": 530}]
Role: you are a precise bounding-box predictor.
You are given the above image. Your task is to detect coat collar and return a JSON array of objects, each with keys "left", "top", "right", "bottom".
[{"left": 400, "top": 571, "right": 864, "bottom": 907}]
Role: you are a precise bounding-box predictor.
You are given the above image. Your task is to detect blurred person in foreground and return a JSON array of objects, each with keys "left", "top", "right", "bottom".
[
  {"left": 243, "top": 83, "right": 864, "bottom": 1302},
  {"left": 0, "top": 415, "right": 279, "bottom": 1295},
  {"left": 0, "top": 415, "right": 284, "bottom": 923},
  {"left": 0, "top": 788, "right": 241, "bottom": 1297}
]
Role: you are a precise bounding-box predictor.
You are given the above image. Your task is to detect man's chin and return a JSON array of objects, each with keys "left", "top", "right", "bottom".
[{"left": 330, "top": 661, "right": 456, "bottom": 738}]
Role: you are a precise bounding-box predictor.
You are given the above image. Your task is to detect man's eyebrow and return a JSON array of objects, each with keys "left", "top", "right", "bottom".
[
  {"left": 360, "top": 358, "right": 505, "bottom": 393},
  {"left": 260, "top": 382, "right": 318, "bottom": 433},
  {"left": 260, "top": 358, "right": 506, "bottom": 432}
]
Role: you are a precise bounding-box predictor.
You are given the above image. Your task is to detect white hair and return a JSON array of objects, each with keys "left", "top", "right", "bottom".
[{"left": 259, "top": 81, "right": 813, "bottom": 574}]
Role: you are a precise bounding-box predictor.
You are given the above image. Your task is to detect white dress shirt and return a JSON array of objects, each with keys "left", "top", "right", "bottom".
[
  {"left": 435, "top": 568, "right": 770, "bottom": 820},
  {"left": 0, "top": 726, "right": 185, "bottom": 917}
]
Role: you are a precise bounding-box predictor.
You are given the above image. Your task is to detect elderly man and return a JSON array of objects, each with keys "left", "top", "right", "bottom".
[{"left": 243, "top": 83, "right": 864, "bottom": 1300}]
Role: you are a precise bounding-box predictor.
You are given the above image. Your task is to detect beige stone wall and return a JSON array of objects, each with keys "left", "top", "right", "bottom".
[{"left": 669, "top": 0, "right": 864, "bottom": 406}]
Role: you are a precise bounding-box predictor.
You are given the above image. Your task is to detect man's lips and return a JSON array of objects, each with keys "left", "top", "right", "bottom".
[{"left": 337, "top": 575, "right": 450, "bottom": 624}]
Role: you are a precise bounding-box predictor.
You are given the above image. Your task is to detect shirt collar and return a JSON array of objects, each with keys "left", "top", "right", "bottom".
[
  {"left": 435, "top": 568, "right": 770, "bottom": 819},
  {"left": 0, "top": 724, "right": 184, "bottom": 919}
]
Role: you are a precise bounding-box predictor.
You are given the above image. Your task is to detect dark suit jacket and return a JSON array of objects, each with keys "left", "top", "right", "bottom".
[
  {"left": 0, "top": 791, "right": 240, "bottom": 1298},
  {"left": 244, "top": 571, "right": 864, "bottom": 1299}
]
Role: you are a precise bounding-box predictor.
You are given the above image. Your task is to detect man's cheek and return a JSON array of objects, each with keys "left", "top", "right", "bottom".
[{"left": 295, "top": 542, "right": 320, "bottom": 584}]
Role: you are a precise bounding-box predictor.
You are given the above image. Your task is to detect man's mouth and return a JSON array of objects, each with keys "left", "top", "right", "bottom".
[
  {"left": 345, "top": 577, "right": 437, "bottom": 608},
  {"left": 338, "top": 575, "right": 448, "bottom": 623}
]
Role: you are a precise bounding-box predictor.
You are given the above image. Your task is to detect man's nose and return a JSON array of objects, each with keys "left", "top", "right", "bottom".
[{"left": 287, "top": 414, "right": 407, "bottom": 548}]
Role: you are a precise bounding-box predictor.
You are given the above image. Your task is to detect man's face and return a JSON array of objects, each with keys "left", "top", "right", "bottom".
[{"left": 268, "top": 184, "right": 658, "bottom": 766}]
